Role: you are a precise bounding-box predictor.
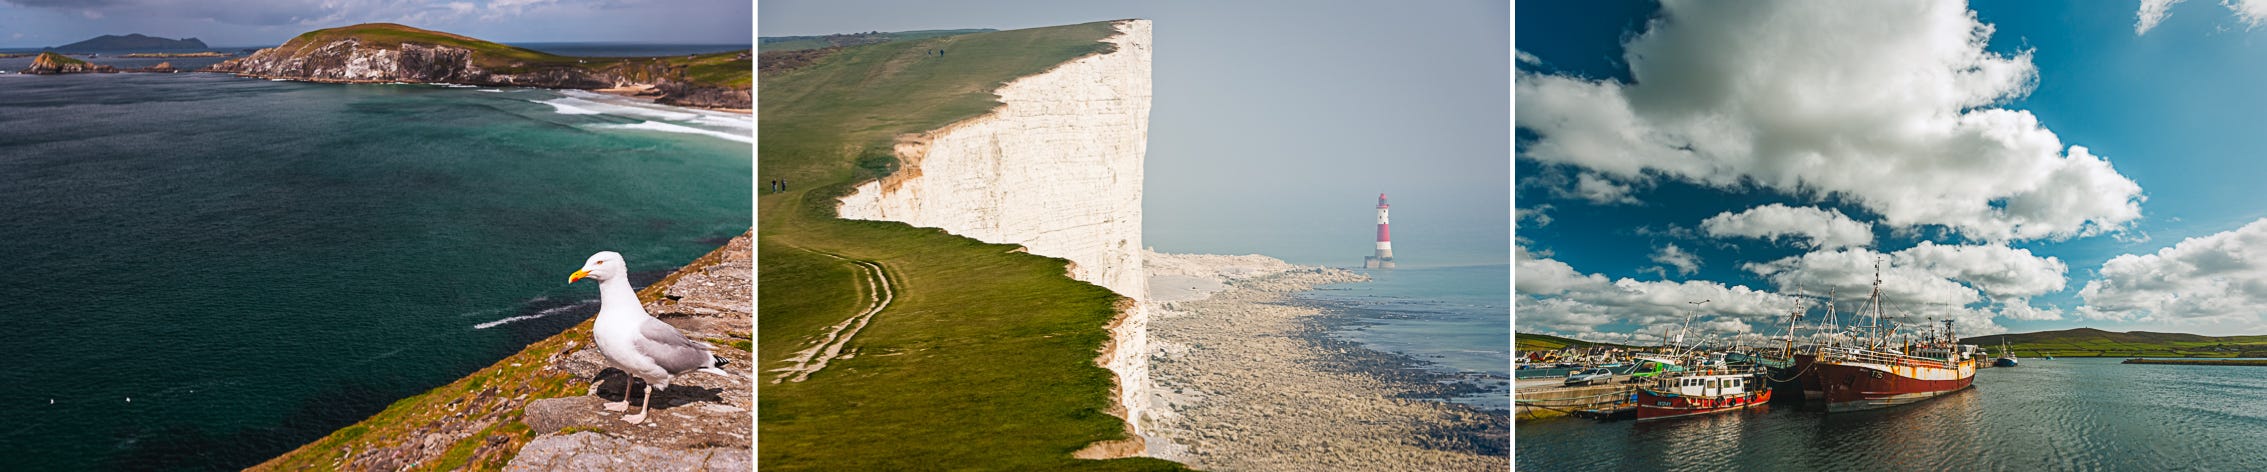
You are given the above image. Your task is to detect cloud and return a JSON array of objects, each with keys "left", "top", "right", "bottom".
[
  {"left": 1515, "top": 203, "right": 1553, "bottom": 228},
  {"left": 2229, "top": 0, "right": 2267, "bottom": 28},
  {"left": 2077, "top": 218, "right": 2267, "bottom": 326},
  {"left": 1741, "top": 242, "right": 2064, "bottom": 331},
  {"left": 1515, "top": 50, "right": 1540, "bottom": 66},
  {"left": 1649, "top": 243, "right": 1700, "bottom": 276},
  {"left": 1570, "top": 172, "right": 1638, "bottom": 205},
  {"left": 2139, "top": 0, "right": 2188, "bottom": 34},
  {"left": 1515, "top": 0, "right": 2145, "bottom": 242},
  {"left": 1700, "top": 203, "right": 1874, "bottom": 249},
  {"left": 1517, "top": 243, "right": 1805, "bottom": 340}
]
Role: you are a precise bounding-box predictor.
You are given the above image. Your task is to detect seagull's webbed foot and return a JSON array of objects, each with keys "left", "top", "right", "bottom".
[
  {"left": 603, "top": 400, "right": 630, "bottom": 412},
  {"left": 621, "top": 412, "right": 647, "bottom": 424}
]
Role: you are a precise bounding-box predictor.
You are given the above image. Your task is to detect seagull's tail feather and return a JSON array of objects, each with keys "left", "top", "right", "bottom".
[{"left": 699, "top": 354, "right": 733, "bottom": 377}]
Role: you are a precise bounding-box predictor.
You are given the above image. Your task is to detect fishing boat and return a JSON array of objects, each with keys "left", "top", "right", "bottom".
[
  {"left": 1811, "top": 264, "right": 1980, "bottom": 412},
  {"left": 1636, "top": 370, "right": 1772, "bottom": 420},
  {"left": 1994, "top": 339, "right": 2019, "bottom": 367}
]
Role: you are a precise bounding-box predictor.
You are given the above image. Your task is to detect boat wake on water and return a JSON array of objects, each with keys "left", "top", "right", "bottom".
[{"left": 474, "top": 299, "right": 601, "bottom": 329}]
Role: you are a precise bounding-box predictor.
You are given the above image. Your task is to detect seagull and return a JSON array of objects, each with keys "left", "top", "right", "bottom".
[{"left": 568, "top": 251, "right": 730, "bottom": 424}]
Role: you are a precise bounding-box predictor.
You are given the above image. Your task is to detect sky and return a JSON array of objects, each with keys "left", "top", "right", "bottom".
[
  {"left": 0, "top": 0, "right": 751, "bottom": 48},
  {"left": 763, "top": 0, "right": 1513, "bottom": 269},
  {"left": 1517, "top": 0, "right": 2267, "bottom": 344}
]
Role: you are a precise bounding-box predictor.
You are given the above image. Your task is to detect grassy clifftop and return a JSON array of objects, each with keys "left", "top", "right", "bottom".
[
  {"left": 758, "top": 21, "right": 1180, "bottom": 470},
  {"left": 228, "top": 23, "right": 751, "bottom": 91}
]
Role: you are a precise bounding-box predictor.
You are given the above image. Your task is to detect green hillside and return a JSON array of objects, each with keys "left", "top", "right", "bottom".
[
  {"left": 270, "top": 23, "right": 750, "bottom": 88},
  {"left": 1516, "top": 332, "right": 1629, "bottom": 352},
  {"left": 757, "top": 29, "right": 995, "bottom": 52},
  {"left": 1962, "top": 327, "right": 2267, "bottom": 358},
  {"left": 757, "top": 20, "right": 1179, "bottom": 470}
]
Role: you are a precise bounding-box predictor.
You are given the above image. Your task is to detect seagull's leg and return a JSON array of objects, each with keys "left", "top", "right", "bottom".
[
  {"left": 622, "top": 383, "right": 651, "bottom": 424},
  {"left": 602, "top": 372, "right": 630, "bottom": 412}
]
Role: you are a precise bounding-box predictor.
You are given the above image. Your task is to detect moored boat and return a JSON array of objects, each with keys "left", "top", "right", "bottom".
[
  {"left": 1636, "top": 371, "right": 1772, "bottom": 420},
  {"left": 1814, "top": 344, "right": 1977, "bottom": 412}
]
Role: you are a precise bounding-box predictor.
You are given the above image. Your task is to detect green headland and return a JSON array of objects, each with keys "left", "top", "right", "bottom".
[{"left": 757, "top": 21, "right": 1182, "bottom": 470}]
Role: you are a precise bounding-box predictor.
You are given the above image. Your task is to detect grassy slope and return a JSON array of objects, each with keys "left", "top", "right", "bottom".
[
  {"left": 757, "top": 21, "right": 1181, "bottom": 470},
  {"left": 34, "top": 52, "right": 89, "bottom": 66},
  {"left": 252, "top": 240, "right": 745, "bottom": 471},
  {"left": 272, "top": 23, "right": 751, "bottom": 88},
  {"left": 757, "top": 29, "right": 995, "bottom": 52},
  {"left": 1962, "top": 327, "right": 2267, "bottom": 358},
  {"left": 1515, "top": 332, "right": 1630, "bottom": 352}
]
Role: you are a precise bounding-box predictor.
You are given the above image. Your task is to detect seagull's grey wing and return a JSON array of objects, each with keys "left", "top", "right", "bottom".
[{"left": 635, "top": 317, "right": 715, "bottom": 375}]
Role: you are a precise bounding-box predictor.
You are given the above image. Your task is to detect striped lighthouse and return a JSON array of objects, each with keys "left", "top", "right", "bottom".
[{"left": 1365, "top": 193, "right": 1395, "bottom": 269}]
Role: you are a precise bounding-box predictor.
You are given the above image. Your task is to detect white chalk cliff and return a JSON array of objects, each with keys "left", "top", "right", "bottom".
[{"left": 835, "top": 20, "right": 1156, "bottom": 445}]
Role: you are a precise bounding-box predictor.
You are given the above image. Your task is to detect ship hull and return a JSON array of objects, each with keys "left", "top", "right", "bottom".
[
  {"left": 1816, "top": 359, "right": 1974, "bottom": 412},
  {"left": 1766, "top": 353, "right": 1824, "bottom": 402},
  {"left": 1635, "top": 386, "right": 1772, "bottom": 421}
]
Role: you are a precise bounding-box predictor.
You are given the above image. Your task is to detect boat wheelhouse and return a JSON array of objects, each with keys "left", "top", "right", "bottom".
[{"left": 1635, "top": 371, "right": 1771, "bottom": 421}]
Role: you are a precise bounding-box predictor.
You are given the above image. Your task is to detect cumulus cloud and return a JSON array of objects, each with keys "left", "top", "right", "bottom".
[
  {"left": 1517, "top": 244, "right": 1804, "bottom": 341},
  {"left": 1570, "top": 172, "right": 1638, "bottom": 205},
  {"left": 2229, "top": 0, "right": 2267, "bottom": 28},
  {"left": 1516, "top": 0, "right": 2145, "bottom": 242},
  {"left": 1515, "top": 204, "right": 1553, "bottom": 228},
  {"left": 1700, "top": 204, "right": 1874, "bottom": 249},
  {"left": 1515, "top": 50, "right": 1540, "bottom": 66},
  {"left": 2139, "top": 0, "right": 2188, "bottom": 34},
  {"left": 2077, "top": 218, "right": 2267, "bottom": 326},
  {"left": 1741, "top": 242, "right": 2065, "bottom": 332},
  {"left": 1649, "top": 243, "right": 1700, "bottom": 276}
]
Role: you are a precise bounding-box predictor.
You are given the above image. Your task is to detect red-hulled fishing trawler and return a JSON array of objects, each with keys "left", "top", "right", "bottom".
[{"left": 1807, "top": 264, "right": 1981, "bottom": 412}]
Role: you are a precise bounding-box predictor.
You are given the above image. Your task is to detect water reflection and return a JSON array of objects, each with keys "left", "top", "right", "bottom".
[{"left": 1518, "top": 359, "right": 2267, "bottom": 471}]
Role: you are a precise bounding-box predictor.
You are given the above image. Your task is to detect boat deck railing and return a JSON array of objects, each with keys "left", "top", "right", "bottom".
[{"left": 1822, "top": 347, "right": 1958, "bottom": 369}]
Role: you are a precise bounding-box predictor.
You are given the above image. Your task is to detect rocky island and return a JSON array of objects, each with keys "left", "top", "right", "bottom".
[
  {"left": 21, "top": 52, "right": 117, "bottom": 74},
  {"left": 206, "top": 23, "right": 751, "bottom": 110}
]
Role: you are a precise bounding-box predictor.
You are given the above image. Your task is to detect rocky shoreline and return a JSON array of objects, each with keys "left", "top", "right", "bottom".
[
  {"left": 250, "top": 232, "right": 753, "bottom": 471},
  {"left": 1142, "top": 252, "right": 1507, "bottom": 471}
]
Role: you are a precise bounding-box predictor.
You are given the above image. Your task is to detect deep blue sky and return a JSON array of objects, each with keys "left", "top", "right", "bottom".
[
  {"left": 765, "top": 0, "right": 1512, "bottom": 269},
  {"left": 0, "top": 0, "right": 751, "bottom": 48},
  {"left": 1518, "top": 0, "right": 2267, "bottom": 341}
]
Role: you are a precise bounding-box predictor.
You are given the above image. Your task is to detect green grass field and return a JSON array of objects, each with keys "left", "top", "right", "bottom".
[
  {"left": 1515, "top": 332, "right": 1629, "bottom": 353},
  {"left": 1964, "top": 327, "right": 2267, "bottom": 358},
  {"left": 756, "top": 21, "right": 1182, "bottom": 470}
]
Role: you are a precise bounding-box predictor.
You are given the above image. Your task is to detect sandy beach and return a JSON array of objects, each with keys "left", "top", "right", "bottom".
[{"left": 1143, "top": 252, "right": 1507, "bottom": 471}]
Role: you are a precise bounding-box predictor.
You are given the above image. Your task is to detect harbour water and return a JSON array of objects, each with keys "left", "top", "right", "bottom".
[
  {"left": 0, "top": 70, "right": 748, "bottom": 469},
  {"left": 1300, "top": 264, "right": 1511, "bottom": 411},
  {"left": 1517, "top": 357, "right": 2267, "bottom": 470}
]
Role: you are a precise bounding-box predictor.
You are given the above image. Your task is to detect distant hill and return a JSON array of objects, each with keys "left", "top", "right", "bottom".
[
  {"left": 1517, "top": 332, "right": 1631, "bottom": 351},
  {"left": 207, "top": 23, "right": 750, "bottom": 108},
  {"left": 1961, "top": 327, "right": 2267, "bottom": 358},
  {"left": 758, "top": 29, "right": 994, "bottom": 52},
  {"left": 52, "top": 34, "right": 207, "bottom": 52}
]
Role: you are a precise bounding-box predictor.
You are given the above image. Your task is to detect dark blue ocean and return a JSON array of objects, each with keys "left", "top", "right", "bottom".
[{"left": 0, "top": 68, "right": 748, "bottom": 469}]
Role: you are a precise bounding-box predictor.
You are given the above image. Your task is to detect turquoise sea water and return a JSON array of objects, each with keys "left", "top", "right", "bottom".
[
  {"left": 0, "top": 71, "right": 748, "bottom": 469},
  {"left": 1299, "top": 264, "right": 1511, "bottom": 411}
]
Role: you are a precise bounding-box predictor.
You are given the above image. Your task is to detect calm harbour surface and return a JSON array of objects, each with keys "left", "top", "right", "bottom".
[
  {"left": 1516, "top": 357, "right": 2267, "bottom": 471},
  {"left": 0, "top": 68, "right": 747, "bottom": 469}
]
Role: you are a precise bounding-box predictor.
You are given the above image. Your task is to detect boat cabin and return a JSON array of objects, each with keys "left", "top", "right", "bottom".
[{"left": 1651, "top": 374, "right": 1750, "bottom": 398}]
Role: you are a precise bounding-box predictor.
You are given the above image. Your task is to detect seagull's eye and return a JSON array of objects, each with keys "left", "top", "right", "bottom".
[{"left": 595, "top": 261, "right": 604, "bottom": 265}]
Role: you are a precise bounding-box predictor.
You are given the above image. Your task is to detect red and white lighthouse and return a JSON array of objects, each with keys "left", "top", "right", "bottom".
[{"left": 1365, "top": 193, "right": 1395, "bottom": 269}]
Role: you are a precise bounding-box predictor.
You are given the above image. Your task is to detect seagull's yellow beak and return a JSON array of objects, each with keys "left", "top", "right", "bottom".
[{"left": 568, "top": 268, "right": 592, "bottom": 283}]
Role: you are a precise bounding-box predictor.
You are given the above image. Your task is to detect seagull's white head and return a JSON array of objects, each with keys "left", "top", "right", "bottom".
[{"left": 568, "top": 251, "right": 628, "bottom": 284}]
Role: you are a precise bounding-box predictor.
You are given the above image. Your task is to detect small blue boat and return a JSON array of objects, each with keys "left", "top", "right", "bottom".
[{"left": 1993, "top": 340, "right": 2020, "bottom": 367}]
